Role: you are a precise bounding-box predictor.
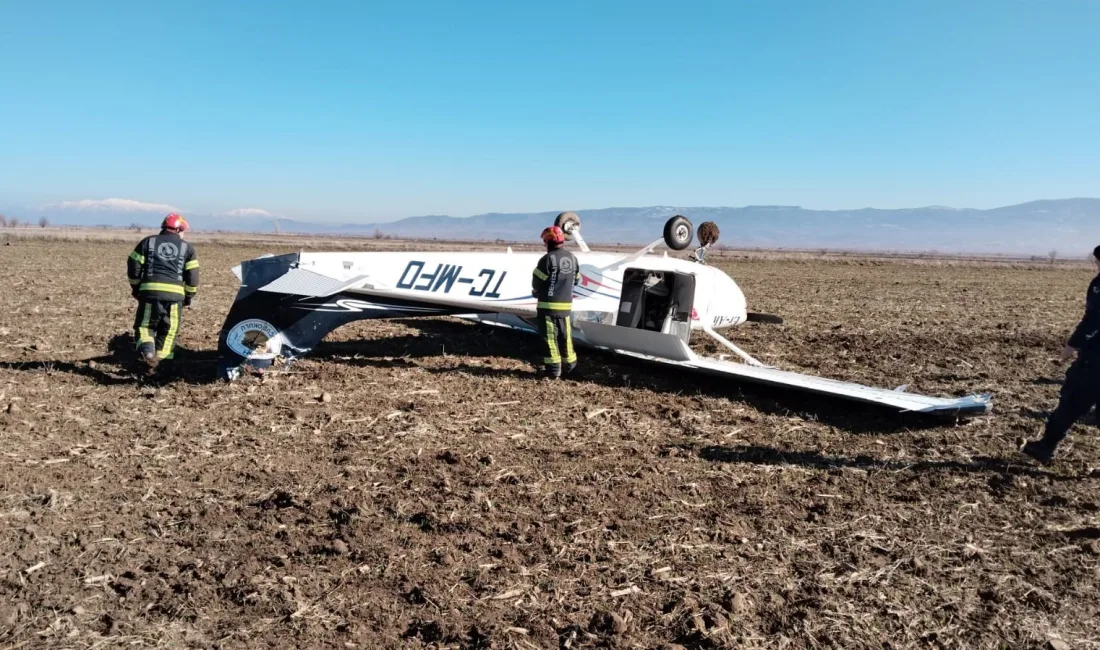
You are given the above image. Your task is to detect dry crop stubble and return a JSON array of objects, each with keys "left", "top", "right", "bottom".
[{"left": 0, "top": 238, "right": 1098, "bottom": 649}]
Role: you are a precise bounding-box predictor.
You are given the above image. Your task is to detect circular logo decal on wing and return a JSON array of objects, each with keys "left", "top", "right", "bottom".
[
  {"left": 157, "top": 242, "right": 180, "bottom": 261},
  {"left": 226, "top": 318, "right": 283, "bottom": 359}
]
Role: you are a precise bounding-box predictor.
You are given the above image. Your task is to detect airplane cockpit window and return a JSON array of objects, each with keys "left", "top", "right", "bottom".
[{"left": 617, "top": 268, "right": 695, "bottom": 341}]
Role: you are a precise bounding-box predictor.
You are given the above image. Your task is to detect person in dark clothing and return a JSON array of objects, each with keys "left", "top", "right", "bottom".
[
  {"left": 531, "top": 225, "right": 580, "bottom": 378},
  {"left": 126, "top": 213, "right": 200, "bottom": 372},
  {"left": 1021, "top": 244, "right": 1100, "bottom": 464}
]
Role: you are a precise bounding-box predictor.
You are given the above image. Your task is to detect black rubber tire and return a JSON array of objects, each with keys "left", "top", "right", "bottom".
[
  {"left": 554, "top": 211, "right": 581, "bottom": 239},
  {"left": 663, "top": 215, "right": 693, "bottom": 250}
]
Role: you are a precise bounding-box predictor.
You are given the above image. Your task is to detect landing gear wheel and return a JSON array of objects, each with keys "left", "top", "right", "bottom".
[
  {"left": 663, "top": 215, "right": 694, "bottom": 251},
  {"left": 555, "top": 211, "right": 581, "bottom": 239}
]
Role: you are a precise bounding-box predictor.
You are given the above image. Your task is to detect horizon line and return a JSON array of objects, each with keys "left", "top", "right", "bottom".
[{"left": 15, "top": 195, "right": 1100, "bottom": 224}]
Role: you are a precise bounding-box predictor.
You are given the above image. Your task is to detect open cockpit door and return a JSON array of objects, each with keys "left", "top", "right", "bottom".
[{"left": 615, "top": 268, "right": 696, "bottom": 343}]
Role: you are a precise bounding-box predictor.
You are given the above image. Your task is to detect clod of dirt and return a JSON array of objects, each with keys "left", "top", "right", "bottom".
[
  {"left": 730, "top": 592, "right": 749, "bottom": 614},
  {"left": 319, "top": 392, "right": 332, "bottom": 403},
  {"left": 658, "top": 406, "right": 684, "bottom": 421},
  {"left": 979, "top": 587, "right": 1004, "bottom": 604},
  {"left": 253, "top": 490, "right": 299, "bottom": 510},
  {"left": 2, "top": 603, "right": 21, "bottom": 627},
  {"left": 589, "top": 610, "right": 632, "bottom": 636},
  {"left": 1048, "top": 640, "right": 1071, "bottom": 650},
  {"left": 1042, "top": 495, "right": 1071, "bottom": 508},
  {"left": 100, "top": 613, "right": 119, "bottom": 636},
  {"left": 7, "top": 403, "right": 21, "bottom": 416},
  {"left": 404, "top": 586, "right": 428, "bottom": 605},
  {"left": 328, "top": 505, "right": 358, "bottom": 528},
  {"left": 1024, "top": 588, "right": 1057, "bottom": 612},
  {"left": 430, "top": 549, "right": 454, "bottom": 566},
  {"left": 402, "top": 619, "right": 444, "bottom": 643},
  {"left": 987, "top": 473, "right": 1015, "bottom": 495},
  {"left": 410, "top": 512, "right": 435, "bottom": 532},
  {"left": 110, "top": 571, "right": 142, "bottom": 599},
  {"left": 332, "top": 540, "right": 349, "bottom": 555}
]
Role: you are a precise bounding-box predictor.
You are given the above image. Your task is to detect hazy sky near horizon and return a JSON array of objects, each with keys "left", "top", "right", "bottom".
[{"left": 1, "top": 0, "right": 1098, "bottom": 222}]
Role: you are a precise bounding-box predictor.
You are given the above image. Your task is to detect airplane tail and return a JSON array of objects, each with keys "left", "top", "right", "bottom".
[{"left": 216, "top": 253, "right": 459, "bottom": 379}]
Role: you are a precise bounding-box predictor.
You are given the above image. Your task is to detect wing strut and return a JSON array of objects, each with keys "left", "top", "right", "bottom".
[
  {"left": 570, "top": 228, "right": 592, "bottom": 253},
  {"left": 703, "top": 326, "right": 770, "bottom": 368},
  {"left": 597, "top": 238, "right": 666, "bottom": 272}
]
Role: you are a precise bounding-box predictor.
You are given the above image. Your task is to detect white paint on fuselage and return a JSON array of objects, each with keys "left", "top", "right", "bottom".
[{"left": 294, "top": 250, "right": 748, "bottom": 330}]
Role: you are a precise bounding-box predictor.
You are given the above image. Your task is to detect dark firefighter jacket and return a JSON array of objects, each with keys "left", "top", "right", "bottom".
[
  {"left": 1068, "top": 274, "right": 1100, "bottom": 359},
  {"left": 127, "top": 230, "right": 200, "bottom": 302},
  {"left": 532, "top": 247, "right": 579, "bottom": 315}
]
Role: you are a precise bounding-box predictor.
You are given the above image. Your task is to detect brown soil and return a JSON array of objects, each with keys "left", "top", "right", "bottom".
[{"left": 1, "top": 239, "right": 1098, "bottom": 649}]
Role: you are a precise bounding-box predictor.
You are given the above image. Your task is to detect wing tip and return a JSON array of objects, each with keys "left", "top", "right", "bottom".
[{"left": 917, "top": 393, "right": 993, "bottom": 416}]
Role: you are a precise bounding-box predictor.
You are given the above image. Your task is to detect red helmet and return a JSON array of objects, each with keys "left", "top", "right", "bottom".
[
  {"left": 541, "top": 226, "right": 565, "bottom": 246},
  {"left": 162, "top": 213, "right": 189, "bottom": 233}
]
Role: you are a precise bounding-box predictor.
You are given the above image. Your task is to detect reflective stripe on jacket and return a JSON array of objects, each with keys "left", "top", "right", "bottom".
[
  {"left": 127, "top": 230, "right": 200, "bottom": 301},
  {"left": 532, "top": 247, "right": 579, "bottom": 314}
]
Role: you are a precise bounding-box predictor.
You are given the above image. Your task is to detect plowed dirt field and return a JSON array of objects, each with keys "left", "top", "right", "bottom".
[{"left": 1, "top": 238, "right": 1098, "bottom": 649}]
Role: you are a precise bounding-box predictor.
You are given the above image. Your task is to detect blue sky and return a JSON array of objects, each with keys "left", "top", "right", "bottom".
[{"left": 1, "top": 0, "right": 1098, "bottom": 222}]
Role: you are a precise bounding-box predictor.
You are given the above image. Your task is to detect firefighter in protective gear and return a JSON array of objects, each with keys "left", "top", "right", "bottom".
[
  {"left": 531, "top": 225, "right": 580, "bottom": 378},
  {"left": 1021, "top": 244, "right": 1100, "bottom": 464},
  {"left": 126, "top": 213, "right": 199, "bottom": 371}
]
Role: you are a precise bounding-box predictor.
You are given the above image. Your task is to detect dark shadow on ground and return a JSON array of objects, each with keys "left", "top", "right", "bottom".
[
  {"left": 0, "top": 317, "right": 999, "bottom": 431},
  {"left": 1031, "top": 377, "right": 1064, "bottom": 386},
  {"left": 1020, "top": 406, "right": 1097, "bottom": 426},
  {"left": 0, "top": 334, "right": 223, "bottom": 387},
  {"left": 1020, "top": 407, "right": 1052, "bottom": 421},
  {"left": 1063, "top": 527, "right": 1100, "bottom": 540},
  {"left": 0, "top": 361, "right": 132, "bottom": 387},
  {"left": 698, "top": 444, "right": 1097, "bottom": 482},
  {"left": 312, "top": 318, "right": 977, "bottom": 435}
]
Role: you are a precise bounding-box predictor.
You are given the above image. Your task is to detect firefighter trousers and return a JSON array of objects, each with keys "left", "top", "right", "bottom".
[
  {"left": 1041, "top": 356, "right": 1100, "bottom": 449},
  {"left": 133, "top": 299, "right": 184, "bottom": 361},
  {"left": 536, "top": 311, "right": 577, "bottom": 376}
]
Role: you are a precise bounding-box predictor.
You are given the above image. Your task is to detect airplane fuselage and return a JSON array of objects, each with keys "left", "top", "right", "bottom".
[{"left": 290, "top": 249, "right": 749, "bottom": 331}]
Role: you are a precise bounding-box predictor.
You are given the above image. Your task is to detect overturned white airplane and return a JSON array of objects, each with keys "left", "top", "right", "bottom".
[{"left": 216, "top": 213, "right": 992, "bottom": 416}]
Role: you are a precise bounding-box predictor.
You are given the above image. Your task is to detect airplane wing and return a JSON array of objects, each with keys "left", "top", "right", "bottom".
[
  {"left": 616, "top": 348, "right": 992, "bottom": 415},
  {"left": 461, "top": 315, "right": 992, "bottom": 416}
]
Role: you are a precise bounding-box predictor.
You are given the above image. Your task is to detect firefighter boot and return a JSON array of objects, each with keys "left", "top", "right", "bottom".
[{"left": 1020, "top": 439, "right": 1056, "bottom": 465}]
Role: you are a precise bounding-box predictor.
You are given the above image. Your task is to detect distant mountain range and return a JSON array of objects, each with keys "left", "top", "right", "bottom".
[{"left": 6, "top": 198, "right": 1100, "bottom": 256}]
